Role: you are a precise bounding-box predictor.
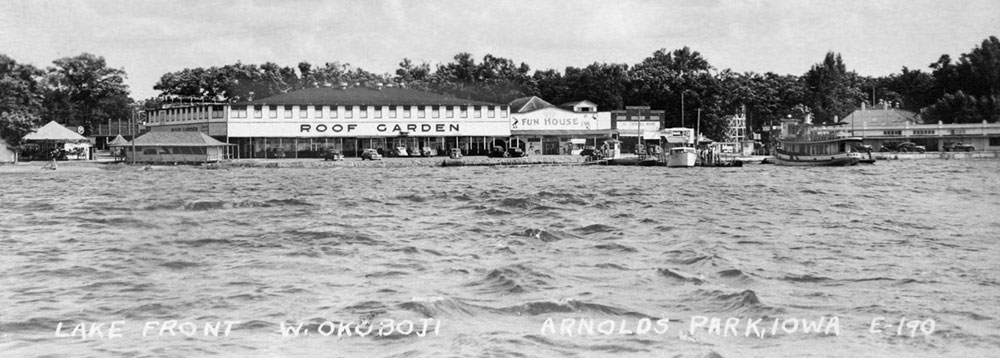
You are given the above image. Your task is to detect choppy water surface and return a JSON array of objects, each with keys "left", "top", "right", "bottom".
[{"left": 1, "top": 160, "right": 999, "bottom": 357}]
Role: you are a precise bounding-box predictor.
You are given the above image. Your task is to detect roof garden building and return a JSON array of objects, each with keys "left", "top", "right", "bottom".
[{"left": 145, "top": 84, "right": 510, "bottom": 158}]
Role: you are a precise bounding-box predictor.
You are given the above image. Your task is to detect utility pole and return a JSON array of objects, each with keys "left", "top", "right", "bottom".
[{"left": 130, "top": 107, "right": 137, "bottom": 165}]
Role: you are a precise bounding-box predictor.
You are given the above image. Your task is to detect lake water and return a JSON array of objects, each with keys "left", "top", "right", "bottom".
[{"left": 1, "top": 159, "right": 999, "bottom": 357}]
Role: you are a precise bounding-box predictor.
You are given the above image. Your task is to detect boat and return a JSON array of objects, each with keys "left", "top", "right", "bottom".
[
  {"left": 659, "top": 128, "right": 697, "bottom": 167},
  {"left": 772, "top": 120, "right": 864, "bottom": 166}
]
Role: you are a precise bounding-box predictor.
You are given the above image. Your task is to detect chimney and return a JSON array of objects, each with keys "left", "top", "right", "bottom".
[
  {"left": 376, "top": 83, "right": 384, "bottom": 91},
  {"left": 338, "top": 82, "right": 348, "bottom": 90},
  {"left": 321, "top": 82, "right": 332, "bottom": 88}
]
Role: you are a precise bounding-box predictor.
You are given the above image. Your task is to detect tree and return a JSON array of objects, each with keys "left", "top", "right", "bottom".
[
  {"left": 0, "top": 54, "right": 45, "bottom": 116},
  {"left": 804, "top": 52, "right": 860, "bottom": 123},
  {"left": 926, "top": 36, "right": 1000, "bottom": 123},
  {"left": 42, "top": 53, "right": 132, "bottom": 133}
]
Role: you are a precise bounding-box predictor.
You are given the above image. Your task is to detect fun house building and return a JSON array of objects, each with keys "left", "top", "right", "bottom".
[
  {"left": 508, "top": 97, "right": 613, "bottom": 155},
  {"left": 145, "top": 83, "right": 511, "bottom": 158}
]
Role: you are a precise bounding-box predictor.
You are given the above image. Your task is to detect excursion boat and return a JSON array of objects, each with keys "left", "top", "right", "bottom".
[
  {"left": 660, "top": 128, "right": 697, "bottom": 167},
  {"left": 773, "top": 121, "right": 864, "bottom": 166}
]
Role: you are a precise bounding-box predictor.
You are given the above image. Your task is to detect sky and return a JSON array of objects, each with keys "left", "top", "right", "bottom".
[{"left": 1, "top": 0, "right": 998, "bottom": 99}]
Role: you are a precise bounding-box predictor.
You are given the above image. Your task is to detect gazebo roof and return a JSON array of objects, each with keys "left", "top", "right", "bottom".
[
  {"left": 108, "top": 134, "right": 129, "bottom": 146},
  {"left": 22, "top": 121, "right": 88, "bottom": 142},
  {"left": 117, "top": 131, "right": 233, "bottom": 147}
]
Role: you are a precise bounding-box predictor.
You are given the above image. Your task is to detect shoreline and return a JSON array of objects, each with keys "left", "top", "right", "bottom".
[{"left": 2, "top": 151, "right": 997, "bottom": 173}]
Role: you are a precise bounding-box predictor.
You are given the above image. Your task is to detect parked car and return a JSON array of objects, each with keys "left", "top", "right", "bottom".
[
  {"left": 896, "top": 142, "right": 926, "bottom": 153},
  {"left": 506, "top": 147, "right": 526, "bottom": 158},
  {"left": 488, "top": 146, "right": 507, "bottom": 158},
  {"left": 943, "top": 142, "right": 975, "bottom": 152},
  {"left": 360, "top": 148, "right": 382, "bottom": 160},
  {"left": 881, "top": 142, "right": 925, "bottom": 153},
  {"left": 322, "top": 150, "right": 344, "bottom": 161}
]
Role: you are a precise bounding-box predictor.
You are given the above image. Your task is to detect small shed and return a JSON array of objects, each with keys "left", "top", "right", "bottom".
[
  {"left": 0, "top": 138, "right": 16, "bottom": 163},
  {"left": 115, "top": 132, "right": 233, "bottom": 164}
]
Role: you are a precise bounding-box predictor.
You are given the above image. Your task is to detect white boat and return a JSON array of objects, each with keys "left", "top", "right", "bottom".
[
  {"left": 659, "top": 128, "right": 696, "bottom": 167},
  {"left": 666, "top": 147, "right": 697, "bottom": 167}
]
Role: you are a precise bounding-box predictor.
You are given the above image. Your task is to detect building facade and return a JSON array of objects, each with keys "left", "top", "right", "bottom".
[
  {"left": 509, "top": 97, "right": 613, "bottom": 155},
  {"left": 611, "top": 106, "right": 665, "bottom": 153},
  {"left": 145, "top": 85, "right": 512, "bottom": 158},
  {"left": 841, "top": 103, "right": 1000, "bottom": 151}
]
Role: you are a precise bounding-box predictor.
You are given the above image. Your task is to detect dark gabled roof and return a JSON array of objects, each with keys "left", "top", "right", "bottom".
[
  {"left": 117, "top": 132, "right": 233, "bottom": 147},
  {"left": 509, "top": 96, "right": 555, "bottom": 113},
  {"left": 842, "top": 108, "right": 920, "bottom": 126},
  {"left": 240, "top": 87, "right": 500, "bottom": 107}
]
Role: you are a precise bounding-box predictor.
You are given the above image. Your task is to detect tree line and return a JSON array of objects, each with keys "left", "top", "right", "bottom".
[{"left": 2, "top": 36, "right": 998, "bottom": 145}]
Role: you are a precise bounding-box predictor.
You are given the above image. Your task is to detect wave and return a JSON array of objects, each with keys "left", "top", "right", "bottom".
[
  {"left": 465, "top": 264, "right": 554, "bottom": 295},
  {"left": 657, "top": 268, "right": 705, "bottom": 285},
  {"left": 517, "top": 228, "right": 581, "bottom": 242},
  {"left": 594, "top": 243, "right": 637, "bottom": 252},
  {"left": 396, "top": 296, "right": 487, "bottom": 317},
  {"left": 498, "top": 299, "right": 649, "bottom": 318}
]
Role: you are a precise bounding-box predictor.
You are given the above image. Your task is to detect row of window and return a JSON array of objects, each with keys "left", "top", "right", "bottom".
[
  {"left": 233, "top": 105, "right": 508, "bottom": 120},
  {"left": 153, "top": 106, "right": 225, "bottom": 123}
]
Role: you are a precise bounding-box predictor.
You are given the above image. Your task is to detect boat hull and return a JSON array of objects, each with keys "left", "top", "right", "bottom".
[
  {"left": 666, "top": 152, "right": 697, "bottom": 167},
  {"left": 772, "top": 153, "right": 861, "bottom": 166}
]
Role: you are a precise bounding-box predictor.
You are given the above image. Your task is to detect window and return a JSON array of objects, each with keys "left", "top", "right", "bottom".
[
  {"left": 461, "top": 106, "right": 468, "bottom": 118},
  {"left": 432, "top": 106, "right": 439, "bottom": 118},
  {"left": 990, "top": 137, "right": 1000, "bottom": 146},
  {"left": 913, "top": 130, "right": 934, "bottom": 135},
  {"left": 315, "top": 105, "right": 323, "bottom": 118},
  {"left": 951, "top": 129, "right": 966, "bottom": 134},
  {"left": 299, "top": 105, "right": 308, "bottom": 119},
  {"left": 389, "top": 106, "right": 397, "bottom": 119},
  {"left": 284, "top": 106, "right": 293, "bottom": 119},
  {"left": 254, "top": 105, "right": 262, "bottom": 119},
  {"left": 345, "top": 106, "right": 353, "bottom": 119},
  {"left": 331, "top": 106, "right": 338, "bottom": 119},
  {"left": 500, "top": 106, "right": 507, "bottom": 118},
  {"left": 269, "top": 106, "right": 277, "bottom": 118},
  {"left": 212, "top": 105, "right": 224, "bottom": 119},
  {"left": 474, "top": 107, "right": 482, "bottom": 118},
  {"left": 360, "top": 106, "right": 368, "bottom": 119},
  {"left": 445, "top": 106, "right": 454, "bottom": 118},
  {"left": 404, "top": 106, "right": 412, "bottom": 118},
  {"left": 488, "top": 108, "right": 495, "bottom": 118},
  {"left": 418, "top": 107, "right": 425, "bottom": 118},
  {"left": 883, "top": 130, "right": 901, "bottom": 136},
  {"left": 374, "top": 106, "right": 382, "bottom": 119}
]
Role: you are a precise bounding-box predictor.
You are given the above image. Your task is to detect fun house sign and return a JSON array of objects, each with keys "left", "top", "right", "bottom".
[{"left": 510, "top": 108, "right": 599, "bottom": 131}]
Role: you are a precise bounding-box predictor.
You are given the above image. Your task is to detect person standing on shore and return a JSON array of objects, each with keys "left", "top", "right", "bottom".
[{"left": 42, "top": 147, "right": 58, "bottom": 170}]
